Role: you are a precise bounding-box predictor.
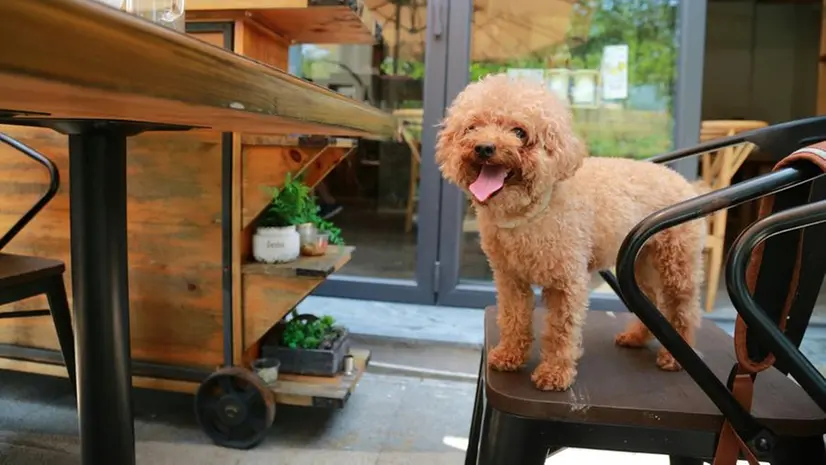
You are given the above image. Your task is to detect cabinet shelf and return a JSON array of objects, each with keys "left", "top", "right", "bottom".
[
  {"left": 243, "top": 245, "right": 354, "bottom": 278},
  {"left": 272, "top": 348, "right": 371, "bottom": 408},
  {"left": 242, "top": 246, "right": 355, "bottom": 347}
]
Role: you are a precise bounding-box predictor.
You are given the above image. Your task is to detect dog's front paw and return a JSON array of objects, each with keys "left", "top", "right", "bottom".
[
  {"left": 656, "top": 348, "right": 682, "bottom": 371},
  {"left": 531, "top": 361, "right": 577, "bottom": 391},
  {"left": 488, "top": 344, "right": 528, "bottom": 372}
]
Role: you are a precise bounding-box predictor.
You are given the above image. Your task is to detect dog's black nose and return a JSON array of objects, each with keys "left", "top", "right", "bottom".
[{"left": 474, "top": 144, "right": 496, "bottom": 159}]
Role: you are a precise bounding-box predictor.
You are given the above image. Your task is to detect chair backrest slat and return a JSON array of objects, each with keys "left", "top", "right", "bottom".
[{"left": 0, "top": 133, "right": 60, "bottom": 251}]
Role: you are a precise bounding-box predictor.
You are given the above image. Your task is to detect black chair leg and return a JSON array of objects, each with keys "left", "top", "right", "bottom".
[
  {"left": 465, "top": 355, "right": 485, "bottom": 465},
  {"left": 45, "top": 275, "right": 76, "bottom": 395},
  {"left": 479, "top": 409, "right": 548, "bottom": 465},
  {"left": 669, "top": 457, "right": 703, "bottom": 465},
  {"left": 770, "top": 435, "right": 826, "bottom": 465}
]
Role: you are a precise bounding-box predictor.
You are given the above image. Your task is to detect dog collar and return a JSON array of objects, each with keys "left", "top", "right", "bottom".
[{"left": 495, "top": 186, "right": 554, "bottom": 229}]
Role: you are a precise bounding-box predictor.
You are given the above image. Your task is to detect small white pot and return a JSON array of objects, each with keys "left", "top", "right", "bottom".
[{"left": 253, "top": 226, "right": 300, "bottom": 264}]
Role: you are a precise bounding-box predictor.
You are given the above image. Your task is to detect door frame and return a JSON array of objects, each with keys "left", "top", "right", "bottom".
[
  {"left": 436, "top": 0, "right": 709, "bottom": 310},
  {"left": 316, "top": 0, "right": 452, "bottom": 304}
]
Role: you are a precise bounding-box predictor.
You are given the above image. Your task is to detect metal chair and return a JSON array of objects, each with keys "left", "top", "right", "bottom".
[
  {"left": 464, "top": 116, "right": 826, "bottom": 465},
  {"left": 0, "top": 132, "right": 76, "bottom": 393}
]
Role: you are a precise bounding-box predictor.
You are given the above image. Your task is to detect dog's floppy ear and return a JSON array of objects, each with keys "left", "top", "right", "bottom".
[{"left": 542, "top": 118, "right": 586, "bottom": 181}]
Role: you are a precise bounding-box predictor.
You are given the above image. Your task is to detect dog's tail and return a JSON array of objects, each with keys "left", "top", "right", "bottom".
[{"left": 690, "top": 180, "right": 712, "bottom": 272}]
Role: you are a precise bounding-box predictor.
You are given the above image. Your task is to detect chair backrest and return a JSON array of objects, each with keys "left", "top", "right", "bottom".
[
  {"left": 392, "top": 108, "right": 423, "bottom": 164},
  {"left": 0, "top": 132, "right": 60, "bottom": 251},
  {"left": 699, "top": 120, "right": 766, "bottom": 189},
  {"left": 611, "top": 115, "right": 826, "bottom": 461}
]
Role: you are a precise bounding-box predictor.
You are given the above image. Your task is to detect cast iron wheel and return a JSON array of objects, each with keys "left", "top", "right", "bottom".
[{"left": 195, "top": 366, "right": 276, "bottom": 449}]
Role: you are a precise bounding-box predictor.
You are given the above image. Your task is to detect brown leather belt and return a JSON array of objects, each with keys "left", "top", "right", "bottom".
[{"left": 712, "top": 141, "right": 826, "bottom": 465}]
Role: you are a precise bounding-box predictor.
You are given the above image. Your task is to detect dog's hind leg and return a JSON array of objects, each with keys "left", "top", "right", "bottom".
[
  {"left": 650, "top": 226, "right": 704, "bottom": 371},
  {"left": 615, "top": 249, "right": 658, "bottom": 348}
]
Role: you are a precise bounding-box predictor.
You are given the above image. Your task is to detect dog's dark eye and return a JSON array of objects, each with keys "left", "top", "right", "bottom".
[
  {"left": 512, "top": 127, "right": 527, "bottom": 142},
  {"left": 466, "top": 125, "right": 476, "bottom": 133}
]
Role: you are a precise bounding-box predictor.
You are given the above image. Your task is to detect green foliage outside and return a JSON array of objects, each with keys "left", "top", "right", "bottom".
[{"left": 259, "top": 173, "right": 345, "bottom": 245}]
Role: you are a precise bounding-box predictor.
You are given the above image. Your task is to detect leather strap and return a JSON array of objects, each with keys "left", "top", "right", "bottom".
[
  {"left": 714, "top": 141, "right": 826, "bottom": 464},
  {"left": 712, "top": 370, "right": 760, "bottom": 465},
  {"left": 734, "top": 144, "right": 826, "bottom": 370}
]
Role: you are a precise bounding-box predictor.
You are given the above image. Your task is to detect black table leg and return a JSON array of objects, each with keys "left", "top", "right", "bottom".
[{"left": 68, "top": 126, "right": 135, "bottom": 465}]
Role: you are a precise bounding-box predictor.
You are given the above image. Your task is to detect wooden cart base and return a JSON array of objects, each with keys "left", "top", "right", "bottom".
[
  {"left": 0, "top": 347, "right": 370, "bottom": 403},
  {"left": 0, "top": 347, "right": 371, "bottom": 449}
]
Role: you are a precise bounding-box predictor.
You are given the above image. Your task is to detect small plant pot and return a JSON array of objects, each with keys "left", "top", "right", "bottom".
[
  {"left": 253, "top": 225, "right": 300, "bottom": 263},
  {"left": 297, "top": 222, "right": 316, "bottom": 238},
  {"left": 251, "top": 357, "right": 281, "bottom": 386}
]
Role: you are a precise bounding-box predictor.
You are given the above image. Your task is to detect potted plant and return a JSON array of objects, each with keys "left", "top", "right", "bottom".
[
  {"left": 253, "top": 175, "right": 347, "bottom": 262},
  {"left": 261, "top": 310, "right": 351, "bottom": 377},
  {"left": 252, "top": 173, "right": 314, "bottom": 264}
]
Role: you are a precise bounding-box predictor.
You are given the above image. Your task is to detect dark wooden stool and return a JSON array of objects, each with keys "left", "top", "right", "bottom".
[
  {"left": 0, "top": 133, "right": 76, "bottom": 392},
  {"left": 464, "top": 307, "right": 826, "bottom": 465}
]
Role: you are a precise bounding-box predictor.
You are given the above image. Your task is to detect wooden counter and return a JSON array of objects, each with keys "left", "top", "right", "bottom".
[{"left": 0, "top": 1, "right": 393, "bottom": 137}]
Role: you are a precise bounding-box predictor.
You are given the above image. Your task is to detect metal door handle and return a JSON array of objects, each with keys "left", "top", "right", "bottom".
[{"left": 430, "top": 0, "right": 445, "bottom": 38}]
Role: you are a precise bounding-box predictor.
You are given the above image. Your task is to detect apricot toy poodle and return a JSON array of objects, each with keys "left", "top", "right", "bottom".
[{"left": 436, "top": 74, "right": 705, "bottom": 391}]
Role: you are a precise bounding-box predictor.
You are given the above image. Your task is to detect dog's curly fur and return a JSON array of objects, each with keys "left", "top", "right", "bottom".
[{"left": 436, "top": 74, "right": 705, "bottom": 391}]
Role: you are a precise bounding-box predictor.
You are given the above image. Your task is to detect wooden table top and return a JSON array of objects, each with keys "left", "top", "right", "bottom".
[{"left": 0, "top": 0, "right": 395, "bottom": 139}]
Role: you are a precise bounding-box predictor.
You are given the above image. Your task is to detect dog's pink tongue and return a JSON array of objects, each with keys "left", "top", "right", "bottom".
[{"left": 469, "top": 165, "right": 508, "bottom": 202}]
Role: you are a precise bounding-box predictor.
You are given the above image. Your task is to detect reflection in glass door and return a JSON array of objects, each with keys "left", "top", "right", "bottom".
[
  {"left": 437, "top": 0, "right": 707, "bottom": 308},
  {"left": 309, "top": 0, "right": 452, "bottom": 303}
]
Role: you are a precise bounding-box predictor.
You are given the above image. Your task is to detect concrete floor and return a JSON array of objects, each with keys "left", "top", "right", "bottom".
[
  {"left": 0, "top": 367, "right": 762, "bottom": 465},
  {"left": 0, "top": 368, "right": 474, "bottom": 465}
]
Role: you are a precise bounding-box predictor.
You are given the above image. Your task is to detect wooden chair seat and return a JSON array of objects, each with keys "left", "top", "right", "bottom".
[
  {"left": 0, "top": 253, "right": 64, "bottom": 288},
  {"left": 484, "top": 307, "right": 826, "bottom": 436}
]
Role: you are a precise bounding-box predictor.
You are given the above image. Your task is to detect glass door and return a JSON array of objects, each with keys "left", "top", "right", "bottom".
[
  {"left": 436, "top": 0, "right": 708, "bottom": 309},
  {"left": 310, "top": 0, "right": 453, "bottom": 304}
]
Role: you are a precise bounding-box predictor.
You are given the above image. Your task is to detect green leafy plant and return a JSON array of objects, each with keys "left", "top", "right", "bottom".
[
  {"left": 258, "top": 174, "right": 345, "bottom": 245},
  {"left": 258, "top": 173, "right": 315, "bottom": 228},
  {"left": 280, "top": 310, "right": 343, "bottom": 350}
]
